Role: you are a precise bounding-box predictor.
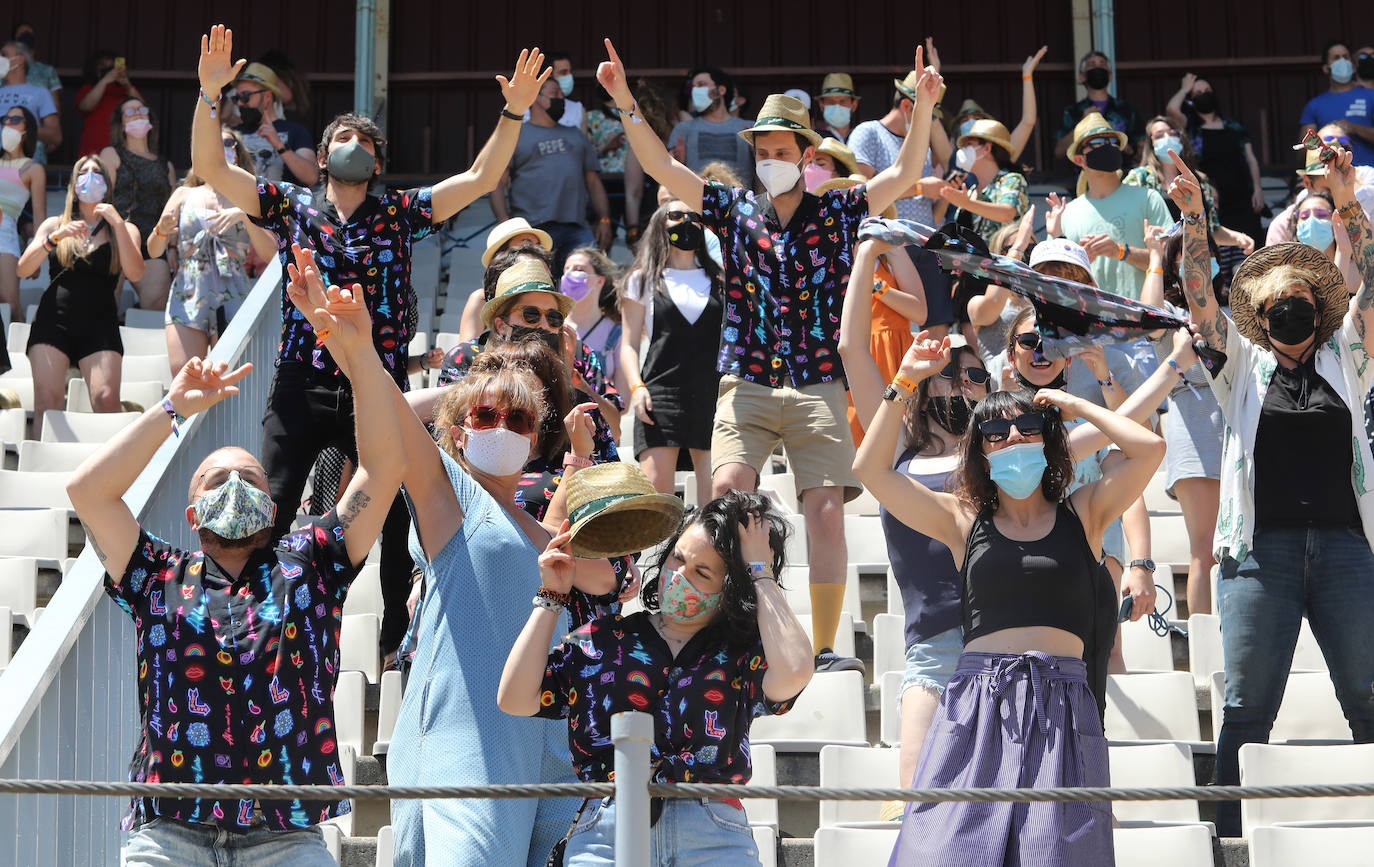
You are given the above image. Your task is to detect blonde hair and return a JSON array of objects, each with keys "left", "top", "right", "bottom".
[
  {"left": 56, "top": 156, "right": 120, "bottom": 275},
  {"left": 1034, "top": 260, "right": 1095, "bottom": 286},
  {"left": 700, "top": 161, "right": 743, "bottom": 188},
  {"left": 433, "top": 352, "right": 549, "bottom": 465},
  {"left": 989, "top": 223, "right": 1021, "bottom": 257},
  {"left": 1247, "top": 263, "right": 1323, "bottom": 314}
]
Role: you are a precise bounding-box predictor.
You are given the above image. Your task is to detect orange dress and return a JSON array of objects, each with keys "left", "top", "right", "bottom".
[{"left": 848, "top": 261, "right": 915, "bottom": 446}]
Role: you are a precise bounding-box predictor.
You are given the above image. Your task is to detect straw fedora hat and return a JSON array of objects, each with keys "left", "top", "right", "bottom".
[
  {"left": 893, "top": 72, "right": 946, "bottom": 119},
  {"left": 480, "top": 258, "right": 572, "bottom": 327},
  {"left": 235, "top": 62, "right": 285, "bottom": 101},
  {"left": 1228, "top": 242, "right": 1348, "bottom": 350},
  {"left": 957, "top": 119, "right": 1014, "bottom": 158},
  {"left": 819, "top": 73, "right": 858, "bottom": 98},
  {"left": 816, "top": 138, "right": 860, "bottom": 177},
  {"left": 814, "top": 175, "right": 897, "bottom": 219},
  {"left": 564, "top": 462, "right": 686, "bottom": 559},
  {"left": 1296, "top": 150, "right": 1329, "bottom": 177},
  {"left": 481, "top": 217, "right": 553, "bottom": 268},
  {"left": 1067, "top": 111, "right": 1128, "bottom": 159},
  {"left": 738, "top": 94, "right": 823, "bottom": 148}
]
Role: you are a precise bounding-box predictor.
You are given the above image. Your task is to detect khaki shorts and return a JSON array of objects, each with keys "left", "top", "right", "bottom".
[{"left": 711, "top": 374, "right": 862, "bottom": 501}]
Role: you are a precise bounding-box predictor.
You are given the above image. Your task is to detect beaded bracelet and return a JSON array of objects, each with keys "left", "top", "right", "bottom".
[
  {"left": 1168, "top": 357, "right": 1200, "bottom": 399},
  {"left": 197, "top": 88, "right": 218, "bottom": 119},
  {"left": 532, "top": 594, "right": 563, "bottom": 613},
  {"left": 534, "top": 587, "right": 570, "bottom": 610}
]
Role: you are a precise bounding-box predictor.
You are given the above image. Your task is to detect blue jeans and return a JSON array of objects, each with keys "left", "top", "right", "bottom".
[
  {"left": 122, "top": 817, "right": 333, "bottom": 867},
  {"left": 564, "top": 797, "right": 759, "bottom": 866},
  {"left": 1214, "top": 525, "right": 1374, "bottom": 836},
  {"left": 536, "top": 221, "right": 596, "bottom": 277}
]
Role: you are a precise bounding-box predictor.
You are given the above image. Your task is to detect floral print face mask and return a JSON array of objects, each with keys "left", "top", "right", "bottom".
[
  {"left": 659, "top": 568, "right": 722, "bottom": 627},
  {"left": 193, "top": 470, "right": 276, "bottom": 539}
]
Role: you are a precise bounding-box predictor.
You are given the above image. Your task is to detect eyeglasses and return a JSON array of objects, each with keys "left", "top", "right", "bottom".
[
  {"left": 938, "top": 361, "right": 991, "bottom": 386},
  {"left": 517, "top": 305, "right": 565, "bottom": 329},
  {"left": 232, "top": 89, "right": 268, "bottom": 104},
  {"left": 1294, "top": 129, "right": 1340, "bottom": 166},
  {"left": 1014, "top": 332, "right": 1043, "bottom": 352},
  {"left": 1, "top": 115, "right": 23, "bottom": 127},
  {"left": 978, "top": 412, "right": 1046, "bottom": 443},
  {"left": 665, "top": 210, "right": 701, "bottom": 223},
  {"left": 467, "top": 405, "right": 538, "bottom": 436},
  {"left": 121, "top": 105, "right": 149, "bottom": 117}
]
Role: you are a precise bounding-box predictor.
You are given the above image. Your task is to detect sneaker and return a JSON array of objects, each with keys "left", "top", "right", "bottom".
[{"left": 814, "top": 648, "right": 866, "bottom": 674}]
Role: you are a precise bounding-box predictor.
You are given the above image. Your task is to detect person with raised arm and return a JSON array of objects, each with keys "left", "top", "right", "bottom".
[
  {"left": 597, "top": 36, "right": 942, "bottom": 674},
  {"left": 1167, "top": 146, "right": 1374, "bottom": 838},
  {"left": 65, "top": 243, "right": 407, "bottom": 865}
]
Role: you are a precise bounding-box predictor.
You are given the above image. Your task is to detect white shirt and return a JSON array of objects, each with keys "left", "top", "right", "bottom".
[{"left": 624, "top": 267, "right": 713, "bottom": 343}]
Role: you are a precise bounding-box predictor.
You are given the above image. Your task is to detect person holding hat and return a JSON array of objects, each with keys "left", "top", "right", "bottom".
[
  {"left": 1267, "top": 123, "right": 1374, "bottom": 247},
  {"left": 499, "top": 487, "right": 812, "bottom": 865},
  {"left": 934, "top": 118, "right": 1028, "bottom": 244},
  {"left": 232, "top": 60, "right": 317, "bottom": 186},
  {"left": 1053, "top": 50, "right": 1142, "bottom": 161},
  {"left": 1168, "top": 149, "right": 1374, "bottom": 838},
  {"left": 816, "top": 72, "right": 860, "bottom": 142},
  {"left": 457, "top": 217, "right": 554, "bottom": 341},
  {"left": 666, "top": 65, "right": 754, "bottom": 187},
  {"left": 1058, "top": 112, "right": 1171, "bottom": 303},
  {"left": 600, "top": 38, "right": 942, "bottom": 672}
]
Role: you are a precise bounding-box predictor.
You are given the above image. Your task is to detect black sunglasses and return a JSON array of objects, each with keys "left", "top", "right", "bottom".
[
  {"left": 1014, "top": 332, "right": 1043, "bottom": 352},
  {"left": 939, "top": 361, "right": 991, "bottom": 385},
  {"left": 665, "top": 210, "right": 701, "bottom": 223},
  {"left": 978, "top": 411, "right": 1046, "bottom": 443},
  {"left": 232, "top": 89, "right": 269, "bottom": 104},
  {"left": 518, "top": 305, "right": 565, "bottom": 329}
]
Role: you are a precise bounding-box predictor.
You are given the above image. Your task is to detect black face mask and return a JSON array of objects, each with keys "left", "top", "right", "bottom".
[
  {"left": 508, "top": 324, "right": 562, "bottom": 353},
  {"left": 1189, "top": 91, "right": 1218, "bottom": 115},
  {"left": 927, "top": 395, "right": 973, "bottom": 435},
  {"left": 1083, "top": 143, "right": 1123, "bottom": 173},
  {"left": 1015, "top": 367, "right": 1067, "bottom": 392},
  {"left": 1360, "top": 56, "right": 1374, "bottom": 81},
  {"left": 238, "top": 106, "right": 263, "bottom": 129},
  {"left": 667, "top": 219, "right": 704, "bottom": 251},
  {"left": 546, "top": 97, "right": 566, "bottom": 123},
  {"left": 1264, "top": 296, "right": 1318, "bottom": 347},
  {"left": 16, "top": 32, "right": 35, "bottom": 50},
  {"left": 1083, "top": 67, "right": 1111, "bottom": 90}
]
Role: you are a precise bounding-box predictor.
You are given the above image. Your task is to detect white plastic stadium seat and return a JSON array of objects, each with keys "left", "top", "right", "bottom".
[
  {"left": 749, "top": 671, "right": 868, "bottom": 751},
  {"left": 121, "top": 353, "right": 172, "bottom": 386},
  {"left": 1142, "top": 471, "right": 1182, "bottom": 516},
  {"left": 333, "top": 670, "right": 366, "bottom": 761},
  {"left": 118, "top": 326, "right": 168, "bottom": 355},
  {"left": 40, "top": 410, "right": 140, "bottom": 443},
  {"left": 433, "top": 331, "right": 463, "bottom": 353},
  {"left": 0, "top": 508, "right": 69, "bottom": 567},
  {"left": 779, "top": 566, "right": 861, "bottom": 630},
  {"left": 795, "top": 611, "right": 856, "bottom": 660},
  {"left": 1104, "top": 672, "right": 1207, "bottom": 749},
  {"left": 0, "top": 407, "right": 26, "bottom": 449},
  {"left": 752, "top": 824, "right": 776, "bottom": 867},
  {"left": 373, "top": 669, "right": 403, "bottom": 756},
  {"left": 122, "top": 308, "right": 166, "bottom": 329},
  {"left": 0, "top": 557, "right": 39, "bottom": 627},
  {"left": 1209, "top": 671, "right": 1351, "bottom": 744},
  {"left": 757, "top": 471, "right": 798, "bottom": 514},
  {"left": 741, "top": 743, "right": 777, "bottom": 829},
  {"left": 0, "top": 606, "right": 12, "bottom": 668},
  {"left": 0, "top": 470, "right": 73, "bottom": 510},
  {"left": 879, "top": 670, "right": 903, "bottom": 745},
  {"left": 1120, "top": 613, "right": 1174, "bottom": 673},
  {"left": 1108, "top": 742, "right": 1199, "bottom": 822},
  {"left": 340, "top": 613, "right": 381, "bottom": 683},
  {"left": 1150, "top": 515, "right": 1192, "bottom": 573},
  {"left": 1251, "top": 822, "right": 1374, "bottom": 867},
  {"left": 1239, "top": 743, "right": 1374, "bottom": 838},
  {"left": 7, "top": 321, "right": 29, "bottom": 352},
  {"left": 66, "top": 378, "right": 163, "bottom": 413},
  {"left": 812, "top": 827, "right": 900, "bottom": 865},
  {"left": 818, "top": 745, "right": 902, "bottom": 827},
  {"left": 342, "top": 563, "right": 384, "bottom": 619},
  {"left": 871, "top": 613, "right": 905, "bottom": 680},
  {"left": 1187, "top": 614, "right": 1222, "bottom": 689},
  {"left": 1112, "top": 824, "right": 1212, "bottom": 867},
  {"left": 844, "top": 515, "right": 889, "bottom": 573},
  {"left": 18, "top": 441, "right": 100, "bottom": 472},
  {"left": 375, "top": 823, "right": 395, "bottom": 867}
]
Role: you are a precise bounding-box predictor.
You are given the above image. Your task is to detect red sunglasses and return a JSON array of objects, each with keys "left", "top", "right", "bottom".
[{"left": 468, "top": 405, "right": 538, "bottom": 436}]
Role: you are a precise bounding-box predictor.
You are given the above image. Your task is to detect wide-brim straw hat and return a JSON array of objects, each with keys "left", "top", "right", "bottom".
[
  {"left": 565, "top": 462, "right": 686, "bottom": 559},
  {"left": 956, "top": 98, "right": 988, "bottom": 120},
  {"left": 482, "top": 217, "right": 553, "bottom": 268},
  {"left": 739, "top": 94, "right": 823, "bottom": 148},
  {"left": 1228, "top": 242, "right": 1348, "bottom": 350},
  {"left": 957, "top": 119, "right": 1014, "bottom": 157},
  {"left": 816, "top": 138, "right": 860, "bottom": 177},
  {"left": 235, "top": 62, "right": 285, "bottom": 101},
  {"left": 480, "top": 258, "right": 572, "bottom": 327},
  {"left": 1296, "top": 151, "right": 1329, "bottom": 177},
  {"left": 1067, "top": 111, "right": 1128, "bottom": 159},
  {"left": 819, "top": 73, "right": 857, "bottom": 98},
  {"left": 814, "top": 175, "right": 896, "bottom": 219}
]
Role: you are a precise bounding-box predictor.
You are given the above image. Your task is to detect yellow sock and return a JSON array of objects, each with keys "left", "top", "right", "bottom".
[{"left": 809, "top": 583, "right": 847, "bottom": 653}]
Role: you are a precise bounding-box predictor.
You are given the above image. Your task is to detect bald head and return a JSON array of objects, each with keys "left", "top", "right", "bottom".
[{"left": 189, "top": 447, "right": 269, "bottom": 503}]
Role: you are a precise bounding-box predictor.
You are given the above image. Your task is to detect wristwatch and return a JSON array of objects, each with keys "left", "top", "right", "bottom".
[
  {"left": 1128, "top": 558, "right": 1156, "bottom": 572},
  {"left": 276, "top": 146, "right": 288, "bottom": 155},
  {"left": 882, "top": 384, "right": 912, "bottom": 404}
]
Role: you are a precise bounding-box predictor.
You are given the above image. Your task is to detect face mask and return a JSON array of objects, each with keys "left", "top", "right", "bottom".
[
  {"left": 1177, "top": 256, "right": 1221, "bottom": 284},
  {"left": 238, "top": 106, "right": 262, "bottom": 129},
  {"left": 555, "top": 73, "right": 575, "bottom": 96},
  {"left": 1331, "top": 57, "right": 1355, "bottom": 83},
  {"left": 75, "top": 171, "right": 107, "bottom": 203},
  {"left": 1152, "top": 134, "right": 1182, "bottom": 162},
  {"left": 326, "top": 139, "right": 377, "bottom": 184},
  {"left": 462, "top": 425, "right": 531, "bottom": 477},
  {"left": 803, "top": 163, "right": 834, "bottom": 191},
  {"left": 546, "top": 97, "right": 566, "bottom": 122},
  {"left": 124, "top": 118, "right": 152, "bottom": 137},
  {"left": 1297, "top": 216, "right": 1334, "bottom": 251},
  {"left": 927, "top": 394, "right": 972, "bottom": 435},
  {"left": 0, "top": 57, "right": 11, "bottom": 79},
  {"left": 1189, "top": 92, "right": 1218, "bottom": 115},
  {"left": 15, "top": 32, "right": 35, "bottom": 50},
  {"left": 223, "top": 145, "right": 239, "bottom": 165},
  {"left": 193, "top": 470, "right": 276, "bottom": 540},
  {"left": 822, "top": 103, "right": 851, "bottom": 129},
  {"left": 1083, "top": 67, "right": 1111, "bottom": 90},
  {"left": 508, "top": 323, "right": 562, "bottom": 353},
  {"left": 955, "top": 144, "right": 980, "bottom": 171},
  {"left": 1014, "top": 366, "right": 1066, "bottom": 392},
  {"left": 1083, "top": 143, "right": 1123, "bottom": 173},
  {"left": 1, "top": 127, "right": 20, "bottom": 154},
  {"left": 691, "top": 85, "right": 714, "bottom": 113},
  {"left": 667, "top": 218, "right": 704, "bottom": 251},
  {"left": 1264, "top": 296, "right": 1318, "bottom": 346},
  {"left": 986, "top": 441, "right": 1049, "bottom": 501},
  {"left": 658, "top": 568, "right": 722, "bottom": 627},
  {"left": 560, "top": 270, "right": 593, "bottom": 301},
  {"left": 958, "top": 118, "right": 978, "bottom": 138},
  {"left": 1360, "top": 56, "right": 1374, "bottom": 81},
  {"left": 756, "top": 157, "right": 803, "bottom": 197}
]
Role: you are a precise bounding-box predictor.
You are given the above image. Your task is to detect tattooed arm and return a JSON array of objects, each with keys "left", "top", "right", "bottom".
[
  {"left": 1165, "top": 151, "right": 1229, "bottom": 350},
  {"left": 1328, "top": 148, "right": 1374, "bottom": 343}
]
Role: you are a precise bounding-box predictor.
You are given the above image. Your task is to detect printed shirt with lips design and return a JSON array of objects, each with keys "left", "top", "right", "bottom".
[
  {"left": 699, "top": 181, "right": 869, "bottom": 387},
  {"left": 104, "top": 511, "right": 358, "bottom": 831},
  {"left": 535, "top": 611, "right": 797, "bottom": 783},
  {"left": 254, "top": 180, "right": 435, "bottom": 388}
]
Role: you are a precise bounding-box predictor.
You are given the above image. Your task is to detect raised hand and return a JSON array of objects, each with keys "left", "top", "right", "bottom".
[
  {"left": 1179, "top": 72, "right": 1198, "bottom": 95},
  {"left": 898, "top": 329, "right": 951, "bottom": 380},
  {"left": 168, "top": 356, "right": 254, "bottom": 417},
  {"left": 1045, "top": 192, "right": 1067, "bottom": 238},
  {"left": 563, "top": 401, "right": 597, "bottom": 458},
  {"left": 1023, "top": 46, "right": 1048, "bottom": 78},
  {"left": 1326, "top": 145, "right": 1357, "bottom": 201},
  {"left": 198, "top": 25, "right": 247, "bottom": 94},
  {"left": 498, "top": 48, "right": 551, "bottom": 115},
  {"left": 923, "top": 37, "right": 942, "bottom": 73},
  {"left": 285, "top": 243, "right": 373, "bottom": 354},
  {"left": 1077, "top": 344, "right": 1110, "bottom": 380},
  {"left": 738, "top": 512, "right": 775, "bottom": 566},
  {"left": 538, "top": 520, "right": 576, "bottom": 595},
  {"left": 1011, "top": 205, "right": 1036, "bottom": 254},
  {"left": 1030, "top": 387, "right": 1084, "bottom": 421},
  {"left": 1164, "top": 151, "right": 1204, "bottom": 216},
  {"left": 597, "top": 38, "right": 634, "bottom": 107},
  {"left": 914, "top": 46, "right": 944, "bottom": 107}
]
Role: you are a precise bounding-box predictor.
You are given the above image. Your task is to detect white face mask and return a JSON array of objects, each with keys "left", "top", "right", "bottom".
[
  {"left": 756, "top": 157, "right": 803, "bottom": 197},
  {"left": 691, "top": 86, "right": 714, "bottom": 113},
  {"left": 1, "top": 126, "right": 20, "bottom": 154},
  {"left": 462, "top": 426, "right": 531, "bottom": 477},
  {"left": 955, "top": 144, "right": 980, "bottom": 171},
  {"left": 0, "top": 57, "right": 10, "bottom": 79}
]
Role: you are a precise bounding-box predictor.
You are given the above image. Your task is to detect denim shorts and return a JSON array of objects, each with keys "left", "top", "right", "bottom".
[
  {"left": 565, "top": 796, "right": 759, "bottom": 866},
  {"left": 122, "top": 817, "right": 333, "bottom": 867},
  {"left": 900, "top": 626, "right": 964, "bottom": 696}
]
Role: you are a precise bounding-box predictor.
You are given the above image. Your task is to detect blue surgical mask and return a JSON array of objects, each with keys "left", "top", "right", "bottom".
[
  {"left": 691, "top": 86, "right": 714, "bottom": 113},
  {"left": 1331, "top": 58, "right": 1356, "bottom": 84},
  {"left": 1297, "top": 216, "right": 1334, "bottom": 251},
  {"left": 822, "top": 103, "right": 851, "bottom": 129},
  {"left": 556, "top": 73, "right": 574, "bottom": 97},
  {"left": 958, "top": 118, "right": 977, "bottom": 138},
  {"left": 986, "top": 441, "right": 1048, "bottom": 501},
  {"left": 1152, "top": 135, "right": 1182, "bottom": 162},
  {"left": 194, "top": 470, "right": 276, "bottom": 540},
  {"left": 1177, "top": 256, "right": 1221, "bottom": 283}
]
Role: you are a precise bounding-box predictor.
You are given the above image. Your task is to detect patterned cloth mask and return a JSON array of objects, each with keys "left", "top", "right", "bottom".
[
  {"left": 659, "top": 567, "right": 721, "bottom": 626},
  {"left": 193, "top": 470, "right": 276, "bottom": 539}
]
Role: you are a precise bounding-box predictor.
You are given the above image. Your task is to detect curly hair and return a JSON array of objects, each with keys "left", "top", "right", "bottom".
[
  {"left": 952, "top": 389, "right": 1075, "bottom": 514},
  {"left": 433, "top": 349, "right": 548, "bottom": 467},
  {"left": 642, "top": 490, "right": 791, "bottom": 645}
]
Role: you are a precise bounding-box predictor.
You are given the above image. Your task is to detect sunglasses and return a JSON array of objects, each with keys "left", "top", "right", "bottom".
[
  {"left": 232, "top": 89, "right": 268, "bottom": 104},
  {"left": 1080, "top": 136, "right": 1118, "bottom": 152},
  {"left": 1322, "top": 134, "right": 1353, "bottom": 147},
  {"left": 978, "top": 411, "right": 1046, "bottom": 443},
  {"left": 1, "top": 115, "right": 23, "bottom": 127},
  {"left": 467, "top": 405, "right": 538, "bottom": 436},
  {"left": 1014, "top": 332, "right": 1044, "bottom": 352},
  {"left": 517, "top": 305, "right": 564, "bottom": 329},
  {"left": 222, "top": 138, "right": 238, "bottom": 149},
  {"left": 938, "top": 361, "right": 991, "bottom": 385},
  {"left": 1294, "top": 129, "right": 1340, "bottom": 166},
  {"left": 665, "top": 210, "right": 701, "bottom": 223}
]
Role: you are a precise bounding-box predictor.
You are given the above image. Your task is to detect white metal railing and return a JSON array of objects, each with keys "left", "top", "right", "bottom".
[{"left": 0, "top": 258, "right": 283, "bottom": 865}]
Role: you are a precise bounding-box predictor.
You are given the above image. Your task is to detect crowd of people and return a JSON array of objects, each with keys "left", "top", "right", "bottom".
[{"left": 8, "top": 19, "right": 1373, "bottom": 867}]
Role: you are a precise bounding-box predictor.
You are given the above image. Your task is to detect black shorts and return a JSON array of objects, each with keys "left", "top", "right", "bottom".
[{"left": 27, "top": 306, "right": 123, "bottom": 361}]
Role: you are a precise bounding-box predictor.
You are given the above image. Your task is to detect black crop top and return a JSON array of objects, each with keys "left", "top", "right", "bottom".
[{"left": 960, "top": 500, "right": 1101, "bottom": 646}]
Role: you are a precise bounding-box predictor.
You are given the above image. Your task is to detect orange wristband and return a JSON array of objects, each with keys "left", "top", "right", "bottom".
[
  {"left": 892, "top": 373, "right": 918, "bottom": 395},
  {"left": 1147, "top": 267, "right": 1164, "bottom": 275}
]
